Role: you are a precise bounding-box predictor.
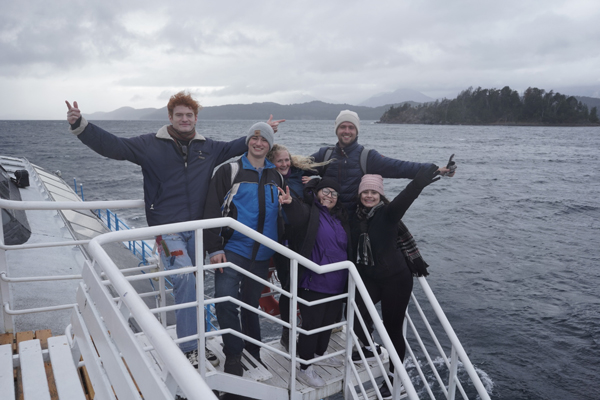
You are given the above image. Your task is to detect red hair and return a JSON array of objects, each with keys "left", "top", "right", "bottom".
[{"left": 167, "top": 91, "right": 202, "bottom": 116}]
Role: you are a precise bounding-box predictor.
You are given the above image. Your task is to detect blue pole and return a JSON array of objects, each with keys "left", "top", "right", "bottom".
[{"left": 80, "top": 184, "right": 84, "bottom": 201}]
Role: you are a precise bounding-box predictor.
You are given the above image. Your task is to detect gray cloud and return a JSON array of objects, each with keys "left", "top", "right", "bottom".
[{"left": 2, "top": 0, "right": 600, "bottom": 118}]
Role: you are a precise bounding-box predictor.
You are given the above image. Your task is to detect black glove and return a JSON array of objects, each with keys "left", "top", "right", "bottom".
[{"left": 413, "top": 164, "right": 440, "bottom": 190}]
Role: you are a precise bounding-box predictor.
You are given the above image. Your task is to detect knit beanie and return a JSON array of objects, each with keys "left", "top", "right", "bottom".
[
  {"left": 246, "top": 122, "right": 274, "bottom": 149},
  {"left": 315, "top": 178, "right": 341, "bottom": 194},
  {"left": 358, "top": 174, "right": 384, "bottom": 196},
  {"left": 335, "top": 110, "right": 360, "bottom": 134}
]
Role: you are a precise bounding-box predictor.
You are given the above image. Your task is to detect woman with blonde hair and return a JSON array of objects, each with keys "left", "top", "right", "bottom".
[
  {"left": 266, "top": 144, "right": 331, "bottom": 351},
  {"left": 267, "top": 144, "right": 330, "bottom": 199}
]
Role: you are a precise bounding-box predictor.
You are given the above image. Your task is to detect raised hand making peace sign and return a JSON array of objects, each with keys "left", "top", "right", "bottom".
[{"left": 65, "top": 101, "right": 81, "bottom": 125}]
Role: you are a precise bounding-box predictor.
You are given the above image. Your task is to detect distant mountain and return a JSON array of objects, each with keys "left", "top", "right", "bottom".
[
  {"left": 359, "top": 89, "right": 433, "bottom": 107},
  {"left": 83, "top": 101, "right": 394, "bottom": 121},
  {"left": 84, "top": 106, "right": 159, "bottom": 120},
  {"left": 576, "top": 96, "right": 600, "bottom": 110}
]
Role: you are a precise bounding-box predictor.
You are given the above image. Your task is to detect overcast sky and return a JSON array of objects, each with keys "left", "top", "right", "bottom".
[{"left": 2, "top": 0, "right": 599, "bottom": 119}]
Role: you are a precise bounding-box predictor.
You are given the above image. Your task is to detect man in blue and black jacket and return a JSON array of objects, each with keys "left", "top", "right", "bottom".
[{"left": 204, "top": 121, "right": 285, "bottom": 376}]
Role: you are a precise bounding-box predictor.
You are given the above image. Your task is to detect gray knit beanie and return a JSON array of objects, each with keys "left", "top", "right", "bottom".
[
  {"left": 246, "top": 122, "right": 274, "bottom": 149},
  {"left": 335, "top": 110, "right": 360, "bottom": 134}
]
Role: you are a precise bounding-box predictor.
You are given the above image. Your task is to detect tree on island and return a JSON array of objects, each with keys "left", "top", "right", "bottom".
[{"left": 380, "top": 86, "right": 600, "bottom": 126}]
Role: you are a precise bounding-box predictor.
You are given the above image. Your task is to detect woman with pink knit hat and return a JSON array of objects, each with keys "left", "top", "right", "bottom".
[{"left": 350, "top": 165, "right": 440, "bottom": 398}]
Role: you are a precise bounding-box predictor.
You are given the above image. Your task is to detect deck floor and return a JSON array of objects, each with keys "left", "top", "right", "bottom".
[{"left": 137, "top": 327, "right": 392, "bottom": 400}]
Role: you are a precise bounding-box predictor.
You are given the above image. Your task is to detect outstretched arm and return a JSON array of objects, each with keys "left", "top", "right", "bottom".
[{"left": 386, "top": 164, "right": 441, "bottom": 222}]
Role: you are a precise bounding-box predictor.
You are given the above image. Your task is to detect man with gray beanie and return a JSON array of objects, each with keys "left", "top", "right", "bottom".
[
  {"left": 203, "top": 122, "right": 285, "bottom": 376},
  {"left": 311, "top": 109, "right": 455, "bottom": 213}
]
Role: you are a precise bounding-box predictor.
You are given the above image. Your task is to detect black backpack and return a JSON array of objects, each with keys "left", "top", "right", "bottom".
[{"left": 11, "top": 170, "right": 30, "bottom": 188}]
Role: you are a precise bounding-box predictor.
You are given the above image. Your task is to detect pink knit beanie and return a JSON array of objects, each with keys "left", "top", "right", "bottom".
[{"left": 358, "top": 174, "right": 384, "bottom": 196}]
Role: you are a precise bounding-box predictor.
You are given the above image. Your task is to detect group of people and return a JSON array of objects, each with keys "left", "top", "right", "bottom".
[{"left": 66, "top": 92, "right": 455, "bottom": 398}]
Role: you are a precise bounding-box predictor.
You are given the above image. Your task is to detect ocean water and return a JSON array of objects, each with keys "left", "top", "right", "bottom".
[{"left": 1, "top": 119, "right": 599, "bottom": 399}]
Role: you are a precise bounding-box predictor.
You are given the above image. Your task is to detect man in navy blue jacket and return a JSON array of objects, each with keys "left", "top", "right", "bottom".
[
  {"left": 311, "top": 110, "right": 455, "bottom": 213},
  {"left": 204, "top": 122, "right": 284, "bottom": 376},
  {"left": 65, "top": 92, "right": 283, "bottom": 369}
]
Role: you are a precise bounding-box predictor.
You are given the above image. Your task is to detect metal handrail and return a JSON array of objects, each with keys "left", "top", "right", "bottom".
[
  {"left": 86, "top": 217, "right": 490, "bottom": 399},
  {"left": 1, "top": 196, "right": 491, "bottom": 399}
]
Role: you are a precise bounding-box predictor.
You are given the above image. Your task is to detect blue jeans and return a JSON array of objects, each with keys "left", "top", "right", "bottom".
[
  {"left": 214, "top": 250, "right": 269, "bottom": 359},
  {"left": 158, "top": 231, "right": 198, "bottom": 353}
]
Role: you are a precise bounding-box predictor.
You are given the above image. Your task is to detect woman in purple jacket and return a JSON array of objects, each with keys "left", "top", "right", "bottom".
[{"left": 279, "top": 177, "right": 350, "bottom": 388}]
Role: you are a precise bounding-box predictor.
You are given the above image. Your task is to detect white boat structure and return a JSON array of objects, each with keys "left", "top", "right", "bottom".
[{"left": 0, "top": 155, "right": 491, "bottom": 400}]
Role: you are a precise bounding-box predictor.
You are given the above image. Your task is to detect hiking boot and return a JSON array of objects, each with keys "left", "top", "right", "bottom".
[
  {"left": 184, "top": 349, "right": 199, "bottom": 369},
  {"left": 379, "top": 377, "right": 392, "bottom": 399},
  {"left": 297, "top": 365, "right": 326, "bottom": 387},
  {"left": 224, "top": 354, "right": 244, "bottom": 376},
  {"left": 315, "top": 350, "right": 344, "bottom": 368},
  {"left": 206, "top": 348, "right": 219, "bottom": 367},
  {"left": 379, "top": 377, "right": 405, "bottom": 399},
  {"left": 351, "top": 344, "right": 382, "bottom": 363},
  {"left": 280, "top": 327, "right": 290, "bottom": 351}
]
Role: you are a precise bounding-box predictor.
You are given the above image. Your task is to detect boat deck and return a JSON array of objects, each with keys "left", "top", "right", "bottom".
[
  {"left": 1, "top": 330, "right": 90, "bottom": 400},
  {"left": 137, "top": 327, "right": 395, "bottom": 400}
]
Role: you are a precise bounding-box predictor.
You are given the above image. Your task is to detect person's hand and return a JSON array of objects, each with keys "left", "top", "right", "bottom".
[
  {"left": 65, "top": 101, "right": 81, "bottom": 125},
  {"left": 439, "top": 154, "right": 457, "bottom": 177},
  {"left": 437, "top": 166, "right": 456, "bottom": 177},
  {"left": 210, "top": 253, "right": 227, "bottom": 273},
  {"left": 301, "top": 176, "right": 312, "bottom": 184},
  {"left": 278, "top": 186, "right": 292, "bottom": 204},
  {"left": 414, "top": 164, "right": 441, "bottom": 189},
  {"left": 266, "top": 115, "right": 285, "bottom": 133}
]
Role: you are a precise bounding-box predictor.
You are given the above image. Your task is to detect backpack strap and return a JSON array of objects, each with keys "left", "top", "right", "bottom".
[
  {"left": 324, "top": 147, "right": 335, "bottom": 162},
  {"left": 229, "top": 161, "right": 239, "bottom": 186},
  {"left": 359, "top": 148, "right": 370, "bottom": 175}
]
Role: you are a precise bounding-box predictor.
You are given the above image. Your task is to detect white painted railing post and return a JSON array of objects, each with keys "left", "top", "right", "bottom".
[
  {"left": 448, "top": 345, "right": 458, "bottom": 400},
  {"left": 0, "top": 219, "right": 13, "bottom": 334},
  {"left": 195, "top": 228, "right": 206, "bottom": 376},
  {"left": 344, "top": 274, "right": 357, "bottom": 399},
  {"left": 288, "top": 258, "right": 299, "bottom": 395}
]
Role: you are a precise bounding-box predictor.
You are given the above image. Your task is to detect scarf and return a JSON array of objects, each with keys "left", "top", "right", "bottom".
[
  {"left": 355, "top": 201, "right": 385, "bottom": 267},
  {"left": 167, "top": 125, "right": 196, "bottom": 142},
  {"left": 356, "top": 202, "right": 430, "bottom": 277}
]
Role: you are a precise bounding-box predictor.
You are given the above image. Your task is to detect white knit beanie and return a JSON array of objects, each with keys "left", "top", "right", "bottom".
[{"left": 335, "top": 110, "right": 360, "bottom": 134}]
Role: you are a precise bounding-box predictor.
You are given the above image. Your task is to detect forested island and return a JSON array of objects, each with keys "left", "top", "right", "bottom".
[{"left": 379, "top": 86, "right": 600, "bottom": 126}]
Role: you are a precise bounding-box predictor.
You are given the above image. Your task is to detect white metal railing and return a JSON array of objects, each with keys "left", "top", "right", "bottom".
[
  {"left": 86, "top": 217, "right": 491, "bottom": 400},
  {"left": 2, "top": 196, "right": 491, "bottom": 399},
  {"left": 0, "top": 198, "right": 143, "bottom": 333}
]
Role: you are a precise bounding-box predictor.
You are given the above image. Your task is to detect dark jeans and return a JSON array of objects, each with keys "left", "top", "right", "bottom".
[
  {"left": 297, "top": 289, "right": 343, "bottom": 368},
  {"left": 214, "top": 250, "right": 270, "bottom": 359},
  {"left": 354, "top": 269, "right": 413, "bottom": 373},
  {"left": 272, "top": 253, "right": 291, "bottom": 326}
]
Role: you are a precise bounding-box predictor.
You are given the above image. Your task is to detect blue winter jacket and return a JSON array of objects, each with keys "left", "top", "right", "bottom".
[
  {"left": 311, "top": 140, "right": 433, "bottom": 212},
  {"left": 70, "top": 118, "right": 247, "bottom": 227},
  {"left": 203, "top": 154, "right": 284, "bottom": 261}
]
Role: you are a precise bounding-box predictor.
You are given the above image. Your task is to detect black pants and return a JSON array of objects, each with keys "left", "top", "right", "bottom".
[
  {"left": 273, "top": 254, "right": 291, "bottom": 326},
  {"left": 298, "top": 289, "right": 343, "bottom": 369},
  {"left": 354, "top": 268, "right": 413, "bottom": 373}
]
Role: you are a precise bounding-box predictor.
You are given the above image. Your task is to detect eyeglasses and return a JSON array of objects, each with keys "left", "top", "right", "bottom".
[{"left": 321, "top": 188, "right": 338, "bottom": 198}]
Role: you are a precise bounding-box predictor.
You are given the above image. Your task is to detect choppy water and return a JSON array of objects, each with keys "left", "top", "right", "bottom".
[{"left": 1, "top": 119, "right": 599, "bottom": 399}]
